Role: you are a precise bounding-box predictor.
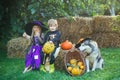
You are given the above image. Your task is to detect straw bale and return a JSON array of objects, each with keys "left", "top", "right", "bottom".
[
  {"left": 93, "top": 16, "right": 113, "bottom": 33},
  {"left": 91, "top": 32, "right": 120, "bottom": 48},
  {"left": 7, "top": 37, "right": 31, "bottom": 58},
  {"left": 58, "top": 17, "right": 93, "bottom": 43},
  {"left": 54, "top": 49, "right": 66, "bottom": 70}
]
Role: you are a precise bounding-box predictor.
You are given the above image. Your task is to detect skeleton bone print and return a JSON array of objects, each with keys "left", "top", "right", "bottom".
[{"left": 49, "top": 34, "right": 56, "bottom": 40}]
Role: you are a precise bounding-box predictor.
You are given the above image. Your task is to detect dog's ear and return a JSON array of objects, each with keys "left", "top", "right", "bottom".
[
  {"left": 84, "top": 40, "right": 90, "bottom": 45},
  {"left": 75, "top": 38, "right": 92, "bottom": 48},
  {"left": 83, "top": 38, "right": 91, "bottom": 42},
  {"left": 83, "top": 38, "right": 91, "bottom": 44}
]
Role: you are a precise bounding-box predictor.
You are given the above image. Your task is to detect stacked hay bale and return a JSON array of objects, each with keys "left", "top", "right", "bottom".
[
  {"left": 92, "top": 33, "right": 120, "bottom": 47},
  {"left": 7, "top": 37, "right": 31, "bottom": 58},
  {"left": 57, "top": 17, "right": 93, "bottom": 43},
  {"left": 7, "top": 16, "right": 120, "bottom": 59},
  {"left": 93, "top": 16, "right": 113, "bottom": 33},
  {"left": 92, "top": 16, "right": 120, "bottom": 47}
]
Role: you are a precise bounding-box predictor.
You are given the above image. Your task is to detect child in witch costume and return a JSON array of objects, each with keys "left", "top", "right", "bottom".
[
  {"left": 23, "top": 21, "right": 48, "bottom": 73},
  {"left": 41, "top": 19, "right": 61, "bottom": 73}
]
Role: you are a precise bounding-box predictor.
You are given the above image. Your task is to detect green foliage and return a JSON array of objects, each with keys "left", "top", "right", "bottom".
[
  {"left": 0, "top": 5, "right": 4, "bottom": 20},
  {"left": 1, "top": 0, "right": 120, "bottom": 47},
  {"left": 115, "top": 15, "right": 120, "bottom": 22},
  {"left": 111, "top": 15, "right": 120, "bottom": 32}
]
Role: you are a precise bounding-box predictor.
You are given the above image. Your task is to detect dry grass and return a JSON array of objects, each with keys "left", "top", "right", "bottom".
[
  {"left": 93, "top": 16, "right": 113, "bottom": 33},
  {"left": 58, "top": 17, "right": 93, "bottom": 43},
  {"left": 92, "top": 32, "right": 120, "bottom": 48},
  {"left": 54, "top": 49, "right": 66, "bottom": 70},
  {"left": 7, "top": 37, "right": 31, "bottom": 58}
]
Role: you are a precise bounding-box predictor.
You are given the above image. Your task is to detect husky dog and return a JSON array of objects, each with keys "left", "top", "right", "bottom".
[{"left": 75, "top": 38, "right": 104, "bottom": 72}]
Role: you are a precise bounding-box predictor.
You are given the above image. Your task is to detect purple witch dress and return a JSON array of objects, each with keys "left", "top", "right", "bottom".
[{"left": 25, "top": 36, "right": 42, "bottom": 70}]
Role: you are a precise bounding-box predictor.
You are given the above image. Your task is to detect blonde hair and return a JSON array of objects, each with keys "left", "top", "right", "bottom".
[
  {"left": 31, "top": 25, "right": 42, "bottom": 42},
  {"left": 48, "top": 19, "right": 58, "bottom": 27}
]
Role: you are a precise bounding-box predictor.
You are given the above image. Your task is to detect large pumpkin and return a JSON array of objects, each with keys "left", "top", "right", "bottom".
[
  {"left": 61, "top": 40, "right": 72, "bottom": 50},
  {"left": 43, "top": 42, "right": 55, "bottom": 54}
]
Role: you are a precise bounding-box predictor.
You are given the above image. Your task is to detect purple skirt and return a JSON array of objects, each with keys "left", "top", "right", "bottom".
[{"left": 25, "top": 45, "right": 42, "bottom": 69}]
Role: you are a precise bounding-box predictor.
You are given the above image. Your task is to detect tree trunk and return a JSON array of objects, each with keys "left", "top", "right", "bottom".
[{"left": 109, "top": 2, "right": 115, "bottom": 16}]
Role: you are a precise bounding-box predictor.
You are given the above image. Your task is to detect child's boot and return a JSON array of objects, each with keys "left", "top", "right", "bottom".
[
  {"left": 49, "top": 64, "right": 55, "bottom": 73},
  {"left": 40, "top": 65, "right": 46, "bottom": 72}
]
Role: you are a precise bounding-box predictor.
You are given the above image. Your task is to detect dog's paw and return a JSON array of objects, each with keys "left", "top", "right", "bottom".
[
  {"left": 92, "top": 68, "right": 95, "bottom": 71},
  {"left": 86, "top": 70, "right": 90, "bottom": 72},
  {"left": 99, "top": 67, "right": 103, "bottom": 70}
]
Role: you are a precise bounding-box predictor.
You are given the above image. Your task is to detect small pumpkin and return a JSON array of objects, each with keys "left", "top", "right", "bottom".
[
  {"left": 80, "top": 65, "right": 84, "bottom": 69},
  {"left": 79, "top": 69, "right": 83, "bottom": 74},
  {"left": 70, "top": 59, "right": 77, "bottom": 66},
  {"left": 67, "top": 66, "right": 73, "bottom": 72},
  {"left": 43, "top": 42, "right": 55, "bottom": 54},
  {"left": 71, "top": 67, "right": 80, "bottom": 75},
  {"left": 61, "top": 40, "right": 72, "bottom": 50},
  {"left": 77, "top": 61, "right": 83, "bottom": 67}
]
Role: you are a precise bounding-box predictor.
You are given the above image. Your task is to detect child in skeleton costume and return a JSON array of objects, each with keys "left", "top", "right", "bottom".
[
  {"left": 23, "top": 21, "right": 48, "bottom": 73},
  {"left": 41, "top": 19, "right": 61, "bottom": 73}
]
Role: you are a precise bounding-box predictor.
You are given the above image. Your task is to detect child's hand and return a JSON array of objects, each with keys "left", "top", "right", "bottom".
[
  {"left": 23, "top": 32, "right": 30, "bottom": 39},
  {"left": 49, "top": 41, "right": 53, "bottom": 44},
  {"left": 35, "top": 32, "right": 40, "bottom": 37},
  {"left": 42, "top": 48, "right": 44, "bottom": 52},
  {"left": 23, "top": 32, "right": 27, "bottom": 37}
]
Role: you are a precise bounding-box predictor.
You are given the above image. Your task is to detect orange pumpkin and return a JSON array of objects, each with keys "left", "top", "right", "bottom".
[{"left": 61, "top": 40, "right": 72, "bottom": 50}]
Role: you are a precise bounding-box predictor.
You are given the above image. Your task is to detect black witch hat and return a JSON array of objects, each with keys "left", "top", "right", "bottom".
[{"left": 24, "top": 21, "right": 48, "bottom": 35}]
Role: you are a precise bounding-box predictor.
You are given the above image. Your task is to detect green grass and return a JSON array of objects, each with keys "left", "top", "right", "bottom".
[{"left": 0, "top": 48, "right": 120, "bottom": 80}]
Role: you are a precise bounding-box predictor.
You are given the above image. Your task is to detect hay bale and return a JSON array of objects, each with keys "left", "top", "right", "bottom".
[
  {"left": 93, "top": 16, "right": 120, "bottom": 33},
  {"left": 57, "top": 16, "right": 120, "bottom": 46},
  {"left": 54, "top": 49, "right": 66, "bottom": 70},
  {"left": 92, "top": 32, "right": 120, "bottom": 48},
  {"left": 58, "top": 17, "right": 93, "bottom": 43},
  {"left": 7, "top": 37, "right": 31, "bottom": 58},
  {"left": 110, "top": 15, "right": 120, "bottom": 33}
]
